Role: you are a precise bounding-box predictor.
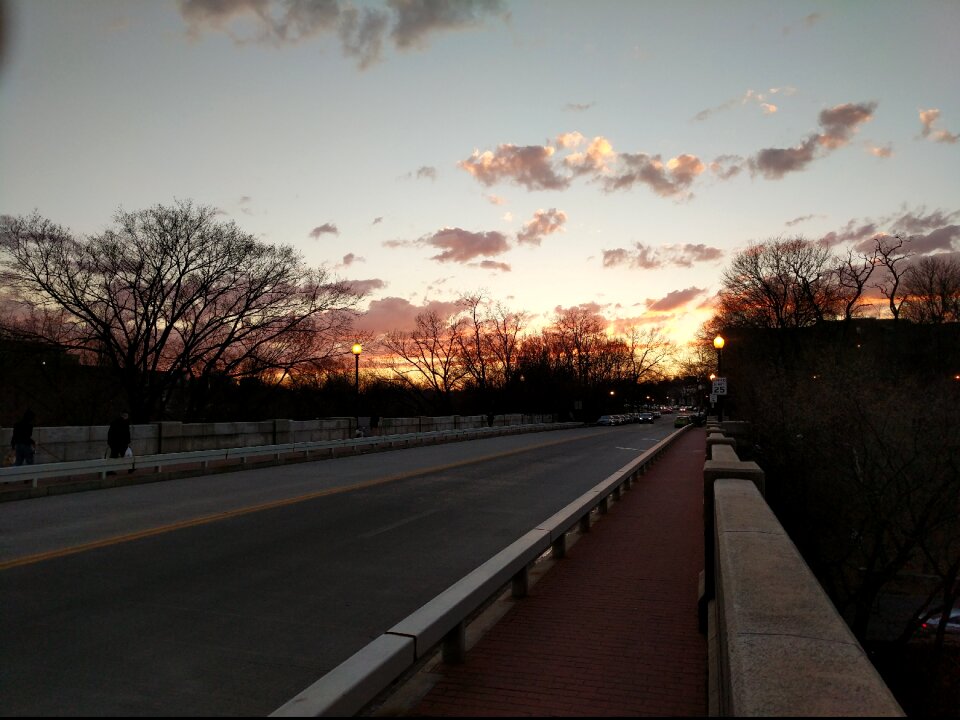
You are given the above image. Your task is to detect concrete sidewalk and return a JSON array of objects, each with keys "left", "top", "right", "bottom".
[{"left": 379, "top": 426, "right": 708, "bottom": 717}]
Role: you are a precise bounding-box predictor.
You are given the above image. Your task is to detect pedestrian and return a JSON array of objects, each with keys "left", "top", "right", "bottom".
[
  {"left": 11, "top": 409, "right": 36, "bottom": 466},
  {"left": 107, "top": 411, "right": 131, "bottom": 459}
]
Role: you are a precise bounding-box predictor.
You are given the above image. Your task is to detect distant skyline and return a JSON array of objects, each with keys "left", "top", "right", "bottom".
[{"left": 2, "top": 0, "right": 958, "bottom": 349}]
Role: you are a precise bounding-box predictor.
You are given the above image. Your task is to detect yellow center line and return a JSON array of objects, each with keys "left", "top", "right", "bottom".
[{"left": 1, "top": 430, "right": 603, "bottom": 571}]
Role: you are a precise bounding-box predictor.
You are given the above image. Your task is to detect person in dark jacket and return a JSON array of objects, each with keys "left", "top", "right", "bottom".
[
  {"left": 107, "top": 411, "right": 131, "bottom": 459},
  {"left": 11, "top": 409, "right": 36, "bottom": 466}
]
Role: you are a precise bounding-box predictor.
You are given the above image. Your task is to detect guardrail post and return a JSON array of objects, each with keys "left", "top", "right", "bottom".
[
  {"left": 579, "top": 514, "right": 591, "bottom": 533},
  {"left": 612, "top": 485, "right": 621, "bottom": 501},
  {"left": 551, "top": 533, "right": 566, "bottom": 559},
  {"left": 598, "top": 496, "right": 609, "bottom": 514},
  {"left": 512, "top": 565, "right": 529, "bottom": 598},
  {"left": 442, "top": 622, "right": 466, "bottom": 664}
]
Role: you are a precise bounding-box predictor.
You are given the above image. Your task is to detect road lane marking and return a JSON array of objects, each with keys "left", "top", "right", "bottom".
[
  {"left": 1, "top": 428, "right": 617, "bottom": 571},
  {"left": 358, "top": 509, "right": 440, "bottom": 539}
]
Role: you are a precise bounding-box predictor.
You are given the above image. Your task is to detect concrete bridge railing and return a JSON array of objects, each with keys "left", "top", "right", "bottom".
[
  {"left": 702, "top": 422, "right": 904, "bottom": 717},
  {"left": 0, "top": 419, "right": 575, "bottom": 498}
]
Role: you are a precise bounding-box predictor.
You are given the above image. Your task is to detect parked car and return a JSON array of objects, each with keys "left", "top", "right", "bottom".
[
  {"left": 596, "top": 415, "right": 616, "bottom": 426},
  {"left": 921, "top": 607, "right": 960, "bottom": 636},
  {"left": 638, "top": 412, "right": 654, "bottom": 423}
]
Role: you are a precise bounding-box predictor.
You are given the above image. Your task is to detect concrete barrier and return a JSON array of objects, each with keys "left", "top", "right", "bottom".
[
  {"left": 704, "top": 424, "right": 904, "bottom": 717},
  {"left": 713, "top": 479, "right": 903, "bottom": 716}
]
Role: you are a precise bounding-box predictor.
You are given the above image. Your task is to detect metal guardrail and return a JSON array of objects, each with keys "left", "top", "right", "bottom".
[
  {"left": 0, "top": 422, "right": 581, "bottom": 489},
  {"left": 270, "top": 425, "right": 692, "bottom": 717}
]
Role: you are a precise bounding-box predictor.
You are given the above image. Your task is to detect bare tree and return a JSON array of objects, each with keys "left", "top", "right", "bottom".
[
  {"left": 716, "top": 237, "right": 841, "bottom": 329},
  {"left": 901, "top": 254, "right": 960, "bottom": 324},
  {"left": 623, "top": 325, "right": 673, "bottom": 385},
  {"left": 487, "top": 301, "right": 528, "bottom": 388},
  {"left": 382, "top": 310, "right": 468, "bottom": 408},
  {"left": 835, "top": 247, "right": 878, "bottom": 321},
  {"left": 0, "top": 202, "right": 363, "bottom": 420},
  {"left": 873, "top": 235, "right": 914, "bottom": 321}
]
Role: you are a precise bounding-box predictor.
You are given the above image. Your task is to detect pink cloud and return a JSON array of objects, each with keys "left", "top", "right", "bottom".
[
  {"left": 309, "top": 222, "right": 339, "bottom": 239},
  {"left": 603, "top": 153, "right": 704, "bottom": 196},
  {"left": 750, "top": 101, "right": 877, "bottom": 179},
  {"left": 422, "top": 227, "right": 510, "bottom": 263},
  {"left": 346, "top": 278, "right": 386, "bottom": 295},
  {"left": 646, "top": 287, "right": 707, "bottom": 312},
  {"left": 602, "top": 242, "right": 723, "bottom": 269},
  {"left": 458, "top": 144, "right": 571, "bottom": 190},
  {"left": 472, "top": 260, "right": 511, "bottom": 272},
  {"left": 353, "top": 296, "right": 463, "bottom": 334},
  {"left": 516, "top": 208, "right": 567, "bottom": 246}
]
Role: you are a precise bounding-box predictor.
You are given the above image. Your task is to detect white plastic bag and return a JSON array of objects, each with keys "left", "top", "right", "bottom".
[{"left": 124, "top": 446, "right": 133, "bottom": 458}]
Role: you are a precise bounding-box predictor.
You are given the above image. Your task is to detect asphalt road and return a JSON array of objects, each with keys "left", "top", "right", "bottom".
[{"left": 0, "top": 421, "right": 675, "bottom": 716}]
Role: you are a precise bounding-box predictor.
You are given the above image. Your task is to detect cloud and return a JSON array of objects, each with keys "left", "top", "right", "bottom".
[
  {"left": 603, "top": 152, "right": 704, "bottom": 196},
  {"left": 564, "top": 136, "right": 616, "bottom": 176},
  {"left": 817, "top": 102, "right": 876, "bottom": 148},
  {"left": 749, "top": 101, "right": 877, "bottom": 179},
  {"left": 354, "top": 296, "right": 463, "bottom": 333},
  {"left": 818, "top": 220, "right": 881, "bottom": 248},
  {"left": 178, "top": 0, "right": 507, "bottom": 69},
  {"left": 372, "top": 216, "right": 383, "bottom": 224},
  {"left": 919, "top": 108, "right": 959, "bottom": 144},
  {"left": 340, "top": 253, "right": 363, "bottom": 266},
  {"left": 750, "top": 139, "right": 819, "bottom": 179},
  {"left": 786, "top": 214, "right": 817, "bottom": 227},
  {"left": 666, "top": 243, "right": 724, "bottom": 266},
  {"left": 564, "top": 102, "right": 594, "bottom": 112},
  {"left": 709, "top": 155, "right": 744, "bottom": 180},
  {"left": 422, "top": 227, "right": 510, "bottom": 263},
  {"left": 309, "top": 222, "right": 339, "bottom": 239},
  {"left": 867, "top": 142, "right": 893, "bottom": 157},
  {"left": 472, "top": 259, "right": 511, "bottom": 272},
  {"left": 415, "top": 165, "right": 437, "bottom": 180},
  {"left": 458, "top": 144, "right": 571, "bottom": 190},
  {"left": 556, "top": 131, "right": 585, "bottom": 149},
  {"left": 390, "top": 0, "right": 507, "bottom": 49},
  {"left": 819, "top": 207, "right": 960, "bottom": 254},
  {"left": 645, "top": 287, "right": 707, "bottom": 312},
  {"left": 516, "top": 208, "right": 567, "bottom": 246},
  {"left": 602, "top": 242, "right": 722, "bottom": 269},
  {"left": 485, "top": 194, "right": 506, "bottom": 205},
  {"left": 693, "top": 87, "right": 795, "bottom": 122},
  {"left": 346, "top": 278, "right": 386, "bottom": 295}
]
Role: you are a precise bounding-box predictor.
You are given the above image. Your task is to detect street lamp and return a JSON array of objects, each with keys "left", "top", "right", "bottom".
[
  {"left": 351, "top": 342, "right": 362, "bottom": 433},
  {"left": 713, "top": 335, "right": 725, "bottom": 421}
]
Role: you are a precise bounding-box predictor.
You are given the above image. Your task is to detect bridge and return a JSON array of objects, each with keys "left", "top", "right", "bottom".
[{"left": 0, "top": 418, "right": 903, "bottom": 716}]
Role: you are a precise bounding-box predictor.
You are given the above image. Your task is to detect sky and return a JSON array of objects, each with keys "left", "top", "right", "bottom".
[{"left": 1, "top": 0, "right": 958, "bottom": 351}]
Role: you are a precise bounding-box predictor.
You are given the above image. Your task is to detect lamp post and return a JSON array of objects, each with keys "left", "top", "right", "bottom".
[
  {"left": 713, "top": 335, "right": 725, "bottom": 422},
  {"left": 351, "top": 342, "right": 362, "bottom": 434}
]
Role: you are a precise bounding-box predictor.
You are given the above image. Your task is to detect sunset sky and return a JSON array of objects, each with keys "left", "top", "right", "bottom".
[{"left": 1, "top": 0, "right": 958, "bottom": 350}]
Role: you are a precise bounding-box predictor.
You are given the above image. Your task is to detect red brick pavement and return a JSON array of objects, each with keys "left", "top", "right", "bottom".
[{"left": 410, "top": 427, "right": 708, "bottom": 717}]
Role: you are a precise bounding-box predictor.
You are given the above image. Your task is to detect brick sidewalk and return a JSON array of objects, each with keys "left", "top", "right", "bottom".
[{"left": 409, "top": 427, "right": 708, "bottom": 717}]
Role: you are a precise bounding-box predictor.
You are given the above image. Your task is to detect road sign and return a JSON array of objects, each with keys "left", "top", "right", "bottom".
[{"left": 712, "top": 377, "right": 727, "bottom": 395}]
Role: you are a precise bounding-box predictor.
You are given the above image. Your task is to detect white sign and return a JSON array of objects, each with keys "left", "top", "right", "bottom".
[
  {"left": 709, "top": 393, "right": 717, "bottom": 405},
  {"left": 712, "top": 377, "right": 728, "bottom": 395}
]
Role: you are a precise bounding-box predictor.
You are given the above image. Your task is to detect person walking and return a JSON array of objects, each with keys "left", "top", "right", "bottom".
[
  {"left": 107, "top": 411, "right": 131, "bottom": 459},
  {"left": 11, "top": 409, "right": 36, "bottom": 466}
]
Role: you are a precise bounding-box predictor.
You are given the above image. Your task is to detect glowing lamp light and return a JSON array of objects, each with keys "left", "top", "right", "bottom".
[
  {"left": 713, "top": 335, "right": 725, "bottom": 350},
  {"left": 351, "top": 342, "right": 363, "bottom": 355}
]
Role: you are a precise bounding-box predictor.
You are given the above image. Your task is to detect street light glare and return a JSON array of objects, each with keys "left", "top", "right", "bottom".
[
  {"left": 713, "top": 335, "right": 725, "bottom": 350},
  {"left": 351, "top": 342, "right": 363, "bottom": 355}
]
